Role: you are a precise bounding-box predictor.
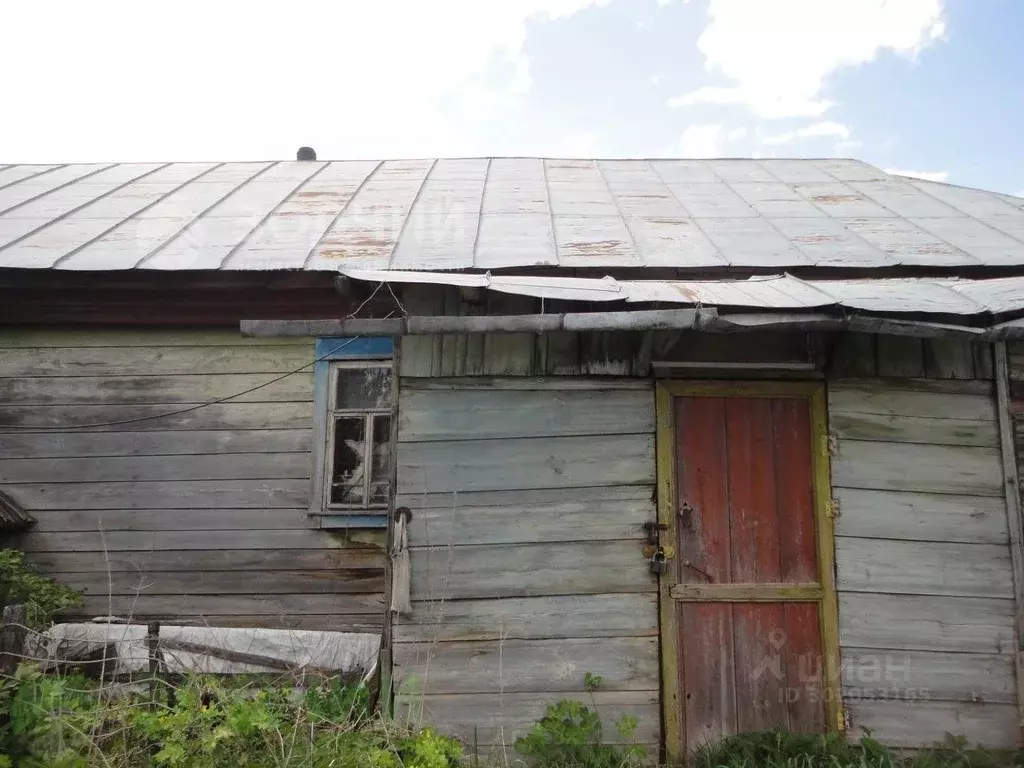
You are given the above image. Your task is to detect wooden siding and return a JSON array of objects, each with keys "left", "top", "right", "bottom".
[
  {"left": 392, "top": 377, "right": 659, "bottom": 753},
  {"left": 0, "top": 329, "right": 387, "bottom": 632},
  {"left": 828, "top": 375, "right": 1019, "bottom": 748}
]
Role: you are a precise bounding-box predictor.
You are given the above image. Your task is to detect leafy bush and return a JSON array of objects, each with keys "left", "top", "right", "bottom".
[
  {"left": 514, "top": 673, "right": 646, "bottom": 768},
  {"left": 690, "top": 730, "right": 1024, "bottom": 768},
  {"left": 0, "top": 548, "right": 82, "bottom": 629},
  {"left": 0, "top": 663, "right": 462, "bottom": 768}
]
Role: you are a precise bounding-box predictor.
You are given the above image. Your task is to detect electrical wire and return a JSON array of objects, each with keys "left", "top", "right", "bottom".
[{"left": 2, "top": 285, "right": 402, "bottom": 432}]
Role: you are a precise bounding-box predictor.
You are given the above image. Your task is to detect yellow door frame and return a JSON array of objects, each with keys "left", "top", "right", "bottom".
[{"left": 655, "top": 380, "right": 843, "bottom": 763}]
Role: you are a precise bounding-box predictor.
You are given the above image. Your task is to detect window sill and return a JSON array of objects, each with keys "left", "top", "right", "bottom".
[{"left": 313, "top": 514, "right": 389, "bottom": 530}]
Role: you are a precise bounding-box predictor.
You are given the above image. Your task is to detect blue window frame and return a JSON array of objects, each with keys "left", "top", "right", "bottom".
[{"left": 311, "top": 337, "right": 395, "bottom": 529}]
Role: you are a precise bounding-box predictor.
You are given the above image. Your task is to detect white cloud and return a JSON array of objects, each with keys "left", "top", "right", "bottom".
[
  {"left": 763, "top": 121, "right": 851, "bottom": 145},
  {"left": 834, "top": 139, "right": 864, "bottom": 152},
  {"left": 679, "top": 124, "right": 722, "bottom": 157},
  {"left": 672, "top": 0, "right": 946, "bottom": 119},
  {"left": 0, "top": 0, "right": 607, "bottom": 161},
  {"left": 885, "top": 168, "right": 950, "bottom": 182},
  {"left": 726, "top": 127, "right": 748, "bottom": 142}
]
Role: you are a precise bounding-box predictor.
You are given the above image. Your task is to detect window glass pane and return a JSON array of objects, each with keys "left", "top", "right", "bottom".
[
  {"left": 330, "top": 416, "right": 366, "bottom": 505},
  {"left": 335, "top": 366, "right": 391, "bottom": 410},
  {"left": 369, "top": 414, "right": 392, "bottom": 505}
]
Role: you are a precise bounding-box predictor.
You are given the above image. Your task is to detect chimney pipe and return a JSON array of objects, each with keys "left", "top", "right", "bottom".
[{"left": 296, "top": 146, "right": 317, "bottom": 161}]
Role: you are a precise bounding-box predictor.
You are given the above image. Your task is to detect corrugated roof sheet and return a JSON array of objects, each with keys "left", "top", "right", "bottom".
[
  {"left": 340, "top": 269, "right": 1024, "bottom": 317},
  {"left": 1, "top": 158, "right": 1023, "bottom": 272}
]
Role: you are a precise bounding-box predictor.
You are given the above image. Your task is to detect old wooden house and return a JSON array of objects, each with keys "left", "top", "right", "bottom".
[{"left": 1, "top": 156, "right": 1024, "bottom": 759}]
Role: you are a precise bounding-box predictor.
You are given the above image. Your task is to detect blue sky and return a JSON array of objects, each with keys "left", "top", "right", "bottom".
[{"left": 2, "top": 0, "right": 1021, "bottom": 195}]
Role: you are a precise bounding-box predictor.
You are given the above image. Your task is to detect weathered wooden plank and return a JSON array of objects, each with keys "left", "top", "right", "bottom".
[
  {"left": 995, "top": 344, "right": 1024, "bottom": 729},
  {"left": 830, "top": 412, "right": 997, "bottom": 447},
  {"left": 482, "top": 332, "right": 536, "bottom": 376},
  {"left": 680, "top": 603, "right": 737, "bottom": 746},
  {"left": 396, "top": 690, "right": 660, "bottom": 746},
  {"left": 410, "top": 541, "right": 655, "bottom": 600},
  {"left": 831, "top": 440, "right": 1003, "bottom": 496},
  {"left": 399, "top": 485, "right": 652, "bottom": 510},
  {"left": 394, "top": 636, "right": 658, "bottom": 694},
  {"left": 25, "top": 546, "right": 385, "bottom": 574},
  {"left": 481, "top": 293, "right": 537, "bottom": 376},
  {"left": 784, "top": 603, "right": 826, "bottom": 731},
  {"left": 923, "top": 338, "right": 976, "bottom": 380},
  {"left": 0, "top": 329, "right": 311, "bottom": 348},
  {"left": 397, "top": 388, "right": 653, "bottom": 442},
  {"left": 974, "top": 343, "right": 994, "bottom": 380},
  {"left": 838, "top": 592, "right": 1015, "bottom": 654},
  {"left": 876, "top": 336, "right": 925, "bottom": 378},
  {"left": 578, "top": 331, "right": 642, "bottom": 376},
  {"left": 0, "top": 346, "right": 314, "bottom": 377},
  {"left": 671, "top": 583, "right": 823, "bottom": 601},
  {"left": 397, "top": 434, "right": 655, "bottom": 494},
  {"left": 13, "top": 528, "right": 378, "bottom": 553},
  {"left": 835, "top": 537, "right": 1014, "bottom": 599},
  {"left": 830, "top": 377, "right": 993, "bottom": 396},
  {"left": 393, "top": 593, "right": 657, "bottom": 642},
  {"left": 0, "top": 429, "right": 312, "bottom": 459},
  {"left": 73, "top": 593, "right": 384, "bottom": 617},
  {"left": 0, "top": 452, "right": 309, "bottom": 484},
  {"left": 400, "top": 376, "right": 651, "bottom": 391},
  {"left": 842, "top": 648, "right": 1015, "bottom": 704},
  {"left": 398, "top": 285, "right": 445, "bottom": 377},
  {"left": 56, "top": 569, "right": 386, "bottom": 596},
  {"left": 27, "top": 508, "right": 312, "bottom": 532},
  {"left": 544, "top": 331, "right": 580, "bottom": 375},
  {"left": 829, "top": 333, "right": 876, "bottom": 377},
  {"left": 0, "top": 373, "right": 312, "bottom": 405},
  {"left": 407, "top": 494, "right": 653, "bottom": 546},
  {"left": 834, "top": 488, "right": 1009, "bottom": 544},
  {"left": 828, "top": 384, "right": 995, "bottom": 421},
  {"left": 845, "top": 699, "right": 1018, "bottom": 749},
  {"left": 58, "top": 612, "right": 384, "bottom": 632},
  {"left": 0, "top": 402, "right": 313, "bottom": 432},
  {"left": 5, "top": 479, "right": 309, "bottom": 510}
]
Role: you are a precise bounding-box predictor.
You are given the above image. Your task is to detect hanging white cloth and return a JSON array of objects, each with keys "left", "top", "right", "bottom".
[{"left": 390, "top": 510, "right": 413, "bottom": 615}]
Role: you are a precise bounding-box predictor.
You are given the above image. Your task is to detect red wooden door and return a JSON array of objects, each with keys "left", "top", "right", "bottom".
[{"left": 666, "top": 391, "right": 833, "bottom": 751}]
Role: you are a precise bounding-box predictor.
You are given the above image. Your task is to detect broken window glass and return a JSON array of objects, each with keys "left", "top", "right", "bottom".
[
  {"left": 369, "top": 414, "right": 392, "bottom": 504},
  {"left": 325, "top": 362, "right": 393, "bottom": 509},
  {"left": 335, "top": 366, "right": 392, "bottom": 410},
  {"left": 330, "top": 416, "right": 367, "bottom": 505}
]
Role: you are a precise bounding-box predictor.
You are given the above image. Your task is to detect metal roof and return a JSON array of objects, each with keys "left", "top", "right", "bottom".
[
  {"left": 341, "top": 268, "right": 1024, "bottom": 317},
  {"left": 1, "top": 158, "right": 1023, "bottom": 272}
]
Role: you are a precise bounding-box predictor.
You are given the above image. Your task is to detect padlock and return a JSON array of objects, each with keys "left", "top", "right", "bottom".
[{"left": 649, "top": 550, "right": 669, "bottom": 575}]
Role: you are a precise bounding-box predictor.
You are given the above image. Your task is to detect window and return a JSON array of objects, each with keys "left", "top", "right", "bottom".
[{"left": 311, "top": 338, "right": 394, "bottom": 528}]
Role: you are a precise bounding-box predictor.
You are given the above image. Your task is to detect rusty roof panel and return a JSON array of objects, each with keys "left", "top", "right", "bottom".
[
  {"left": 841, "top": 217, "right": 974, "bottom": 266},
  {"left": 771, "top": 217, "right": 895, "bottom": 267},
  {"left": 554, "top": 215, "right": 639, "bottom": 266},
  {"left": 475, "top": 213, "right": 557, "bottom": 269},
  {"left": 341, "top": 269, "right": 1024, "bottom": 317},
  {"left": 3, "top": 158, "right": 1024, "bottom": 272},
  {"left": 909, "top": 216, "right": 1024, "bottom": 265},
  {"left": 912, "top": 180, "right": 1023, "bottom": 219},
  {"left": 699, "top": 217, "right": 810, "bottom": 267},
  {"left": 624, "top": 216, "right": 725, "bottom": 267},
  {"left": 342, "top": 269, "right": 1024, "bottom": 318}
]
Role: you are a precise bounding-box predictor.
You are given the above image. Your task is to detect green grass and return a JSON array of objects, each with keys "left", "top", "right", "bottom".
[{"left": 689, "top": 730, "right": 1024, "bottom": 768}]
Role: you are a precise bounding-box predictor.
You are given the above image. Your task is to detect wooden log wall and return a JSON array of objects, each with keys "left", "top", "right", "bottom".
[
  {"left": 392, "top": 377, "right": 660, "bottom": 754},
  {"left": 829, "top": 337, "right": 1019, "bottom": 748},
  {"left": 0, "top": 329, "right": 386, "bottom": 631}
]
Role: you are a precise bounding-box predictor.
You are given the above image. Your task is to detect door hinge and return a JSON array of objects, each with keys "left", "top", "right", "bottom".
[
  {"left": 837, "top": 707, "right": 849, "bottom": 732},
  {"left": 825, "top": 497, "right": 840, "bottom": 520}
]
